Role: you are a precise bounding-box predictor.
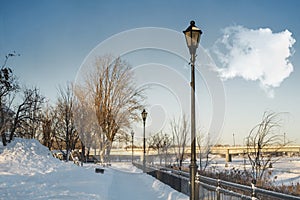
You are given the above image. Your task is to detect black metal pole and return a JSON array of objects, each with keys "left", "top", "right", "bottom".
[
  {"left": 132, "top": 133, "right": 134, "bottom": 163},
  {"left": 190, "top": 53, "right": 198, "bottom": 200},
  {"left": 143, "top": 120, "right": 146, "bottom": 173},
  {"left": 233, "top": 133, "right": 236, "bottom": 147}
]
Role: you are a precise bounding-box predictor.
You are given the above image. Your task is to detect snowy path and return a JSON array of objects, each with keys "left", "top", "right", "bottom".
[
  {"left": 108, "top": 168, "right": 159, "bottom": 200},
  {"left": 107, "top": 163, "right": 188, "bottom": 200}
]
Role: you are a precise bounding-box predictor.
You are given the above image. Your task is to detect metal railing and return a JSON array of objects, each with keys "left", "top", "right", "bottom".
[{"left": 133, "top": 162, "right": 300, "bottom": 200}]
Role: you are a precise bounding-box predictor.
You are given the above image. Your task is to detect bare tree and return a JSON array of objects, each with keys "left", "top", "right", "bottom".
[
  {"left": 73, "top": 85, "right": 100, "bottom": 163},
  {"left": 115, "top": 132, "right": 131, "bottom": 148},
  {"left": 197, "top": 132, "right": 213, "bottom": 172},
  {"left": 81, "top": 55, "right": 145, "bottom": 162},
  {"left": 148, "top": 132, "right": 172, "bottom": 165},
  {"left": 40, "top": 105, "right": 56, "bottom": 150},
  {"left": 55, "top": 84, "right": 79, "bottom": 161},
  {"left": 9, "top": 87, "right": 45, "bottom": 141},
  {"left": 161, "top": 133, "right": 172, "bottom": 166},
  {"left": 0, "top": 52, "right": 19, "bottom": 146},
  {"left": 170, "top": 114, "right": 189, "bottom": 170},
  {"left": 246, "top": 111, "right": 287, "bottom": 184}
]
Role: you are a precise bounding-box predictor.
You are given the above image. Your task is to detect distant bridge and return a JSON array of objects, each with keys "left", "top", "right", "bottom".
[
  {"left": 210, "top": 145, "right": 300, "bottom": 162},
  {"left": 89, "top": 145, "right": 300, "bottom": 162}
]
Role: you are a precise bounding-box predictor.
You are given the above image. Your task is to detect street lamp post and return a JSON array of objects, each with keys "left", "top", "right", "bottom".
[
  {"left": 183, "top": 20, "right": 202, "bottom": 200},
  {"left": 233, "top": 133, "right": 236, "bottom": 147},
  {"left": 141, "top": 109, "right": 148, "bottom": 173},
  {"left": 131, "top": 130, "right": 134, "bottom": 163}
]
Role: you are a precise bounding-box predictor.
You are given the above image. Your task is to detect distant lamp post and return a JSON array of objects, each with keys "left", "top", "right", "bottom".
[
  {"left": 233, "top": 133, "right": 236, "bottom": 147},
  {"left": 183, "top": 20, "right": 202, "bottom": 200},
  {"left": 131, "top": 130, "right": 134, "bottom": 163},
  {"left": 141, "top": 109, "right": 148, "bottom": 173}
]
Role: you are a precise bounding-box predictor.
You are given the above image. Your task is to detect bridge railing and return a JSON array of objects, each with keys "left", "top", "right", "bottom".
[{"left": 133, "top": 162, "right": 300, "bottom": 200}]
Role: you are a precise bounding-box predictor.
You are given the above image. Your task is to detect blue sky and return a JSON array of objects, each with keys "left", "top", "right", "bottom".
[{"left": 1, "top": 0, "right": 300, "bottom": 145}]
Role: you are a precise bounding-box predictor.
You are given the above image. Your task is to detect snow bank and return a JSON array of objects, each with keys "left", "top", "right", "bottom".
[{"left": 0, "top": 138, "right": 66, "bottom": 175}]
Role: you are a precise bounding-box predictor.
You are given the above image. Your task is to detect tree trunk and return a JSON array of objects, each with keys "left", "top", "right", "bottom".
[
  {"left": 0, "top": 105, "right": 7, "bottom": 146},
  {"left": 66, "top": 149, "right": 70, "bottom": 162},
  {"left": 179, "top": 158, "right": 183, "bottom": 171},
  {"left": 99, "top": 150, "right": 104, "bottom": 163},
  {"left": 106, "top": 142, "right": 112, "bottom": 163},
  {"left": 158, "top": 149, "right": 162, "bottom": 165},
  {"left": 81, "top": 141, "right": 85, "bottom": 166},
  {"left": 1, "top": 132, "right": 7, "bottom": 146}
]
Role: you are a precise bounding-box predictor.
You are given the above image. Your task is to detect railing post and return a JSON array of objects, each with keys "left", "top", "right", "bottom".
[
  {"left": 251, "top": 179, "right": 258, "bottom": 200},
  {"left": 216, "top": 174, "right": 221, "bottom": 200},
  {"left": 195, "top": 172, "right": 200, "bottom": 200}
]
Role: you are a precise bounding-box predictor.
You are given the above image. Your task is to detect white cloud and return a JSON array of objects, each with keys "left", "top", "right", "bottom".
[{"left": 213, "top": 26, "right": 296, "bottom": 97}]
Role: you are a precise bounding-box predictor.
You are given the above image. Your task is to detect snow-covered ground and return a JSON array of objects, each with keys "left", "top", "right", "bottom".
[
  {"left": 198, "top": 155, "right": 300, "bottom": 185},
  {"left": 0, "top": 138, "right": 188, "bottom": 200},
  {"left": 1, "top": 139, "right": 299, "bottom": 199}
]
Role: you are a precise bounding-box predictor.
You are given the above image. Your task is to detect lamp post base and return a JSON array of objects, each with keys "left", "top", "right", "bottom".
[{"left": 190, "top": 162, "right": 198, "bottom": 200}]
